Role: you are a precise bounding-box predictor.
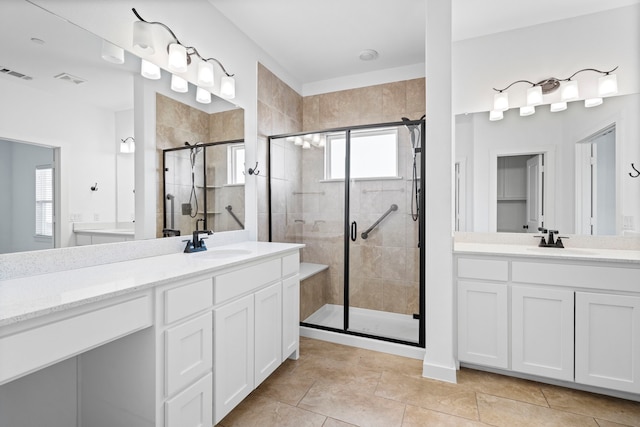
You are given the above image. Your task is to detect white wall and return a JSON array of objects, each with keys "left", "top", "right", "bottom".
[
  {"left": 453, "top": 5, "right": 640, "bottom": 114},
  {"left": 0, "top": 79, "right": 118, "bottom": 248},
  {"left": 115, "top": 109, "right": 135, "bottom": 224}
]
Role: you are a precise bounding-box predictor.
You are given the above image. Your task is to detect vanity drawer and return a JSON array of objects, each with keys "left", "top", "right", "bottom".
[
  {"left": 165, "top": 312, "right": 212, "bottom": 396},
  {"left": 282, "top": 252, "right": 300, "bottom": 277},
  {"left": 164, "top": 278, "right": 213, "bottom": 325},
  {"left": 165, "top": 372, "right": 212, "bottom": 427},
  {"left": 0, "top": 295, "right": 151, "bottom": 386},
  {"left": 214, "top": 258, "right": 281, "bottom": 304},
  {"left": 512, "top": 261, "right": 640, "bottom": 292},
  {"left": 457, "top": 258, "right": 509, "bottom": 282}
]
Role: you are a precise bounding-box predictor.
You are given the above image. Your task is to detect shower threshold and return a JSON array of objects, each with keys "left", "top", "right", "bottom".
[{"left": 303, "top": 303, "right": 419, "bottom": 344}]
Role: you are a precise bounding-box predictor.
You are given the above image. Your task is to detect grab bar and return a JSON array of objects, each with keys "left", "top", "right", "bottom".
[
  {"left": 361, "top": 204, "right": 398, "bottom": 239},
  {"left": 225, "top": 205, "right": 245, "bottom": 229}
]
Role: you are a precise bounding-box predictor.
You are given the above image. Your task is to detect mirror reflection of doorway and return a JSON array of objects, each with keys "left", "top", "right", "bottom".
[
  {"left": 496, "top": 154, "right": 544, "bottom": 233},
  {"left": 0, "top": 139, "right": 57, "bottom": 253},
  {"left": 576, "top": 125, "right": 616, "bottom": 235}
]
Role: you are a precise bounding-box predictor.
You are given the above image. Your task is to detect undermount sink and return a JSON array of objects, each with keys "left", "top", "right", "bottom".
[
  {"left": 525, "top": 247, "right": 597, "bottom": 256},
  {"left": 195, "top": 248, "right": 253, "bottom": 259}
]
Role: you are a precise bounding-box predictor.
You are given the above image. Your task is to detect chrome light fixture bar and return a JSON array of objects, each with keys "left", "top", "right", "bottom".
[
  {"left": 132, "top": 8, "right": 236, "bottom": 100},
  {"left": 489, "top": 66, "right": 618, "bottom": 121}
]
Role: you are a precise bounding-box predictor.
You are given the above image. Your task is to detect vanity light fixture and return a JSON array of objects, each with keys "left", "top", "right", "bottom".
[
  {"left": 131, "top": 8, "right": 236, "bottom": 99},
  {"left": 490, "top": 66, "right": 618, "bottom": 120},
  {"left": 170, "top": 74, "right": 188, "bottom": 93}
]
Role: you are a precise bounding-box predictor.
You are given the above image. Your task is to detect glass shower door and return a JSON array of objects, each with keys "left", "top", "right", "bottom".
[{"left": 346, "top": 124, "right": 422, "bottom": 344}]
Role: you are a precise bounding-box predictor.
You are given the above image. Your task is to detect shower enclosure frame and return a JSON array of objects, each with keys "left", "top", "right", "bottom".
[
  {"left": 162, "top": 139, "right": 244, "bottom": 234},
  {"left": 268, "top": 119, "right": 426, "bottom": 348}
]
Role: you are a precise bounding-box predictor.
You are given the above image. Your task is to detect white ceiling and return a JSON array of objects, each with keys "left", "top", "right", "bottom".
[{"left": 209, "top": 0, "right": 640, "bottom": 86}]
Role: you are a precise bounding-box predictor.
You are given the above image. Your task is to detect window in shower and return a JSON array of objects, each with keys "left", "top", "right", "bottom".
[{"left": 325, "top": 128, "right": 398, "bottom": 180}]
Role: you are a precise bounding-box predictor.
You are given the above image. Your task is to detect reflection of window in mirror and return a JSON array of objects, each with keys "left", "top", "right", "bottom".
[
  {"left": 576, "top": 125, "right": 616, "bottom": 235},
  {"left": 35, "top": 165, "right": 54, "bottom": 238},
  {"left": 496, "top": 154, "right": 543, "bottom": 233},
  {"left": 227, "top": 144, "right": 245, "bottom": 185}
]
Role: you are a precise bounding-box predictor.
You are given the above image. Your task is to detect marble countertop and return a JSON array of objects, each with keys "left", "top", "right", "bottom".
[
  {"left": 0, "top": 241, "right": 303, "bottom": 327},
  {"left": 454, "top": 242, "right": 640, "bottom": 264}
]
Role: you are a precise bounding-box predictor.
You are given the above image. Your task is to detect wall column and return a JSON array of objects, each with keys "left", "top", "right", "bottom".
[{"left": 423, "top": 0, "right": 456, "bottom": 383}]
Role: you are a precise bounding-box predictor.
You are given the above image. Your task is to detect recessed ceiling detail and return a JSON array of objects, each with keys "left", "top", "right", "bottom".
[
  {"left": 0, "top": 67, "right": 33, "bottom": 81},
  {"left": 359, "top": 49, "right": 379, "bottom": 61},
  {"left": 53, "top": 72, "right": 87, "bottom": 85}
]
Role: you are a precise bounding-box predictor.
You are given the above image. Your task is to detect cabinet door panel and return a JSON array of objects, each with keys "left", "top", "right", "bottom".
[
  {"left": 255, "top": 282, "right": 282, "bottom": 386},
  {"left": 213, "top": 294, "right": 254, "bottom": 424},
  {"left": 282, "top": 275, "right": 300, "bottom": 361},
  {"left": 575, "top": 292, "right": 640, "bottom": 393},
  {"left": 512, "top": 286, "right": 574, "bottom": 381},
  {"left": 165, "top": 312, "right": 212, "bottom": 396},
  {"left": 457, "top": 281, "right": 508, "bottom": 368},
  {"left": 165, "top": 373, "right": 212, "bottom": 427}
]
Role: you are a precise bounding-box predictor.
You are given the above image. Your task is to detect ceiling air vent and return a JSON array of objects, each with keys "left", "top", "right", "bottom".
[
  {"left": 53, "top": 72, "right": 87, "bottom": 85},
  {"left": 0, "top": 67, "right": 34, "bottom": 81}
]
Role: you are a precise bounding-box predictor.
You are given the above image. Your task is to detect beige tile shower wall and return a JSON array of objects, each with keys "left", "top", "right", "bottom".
[
  {"left": 156, "top": 94, "right": 245, "bottom": 238},
  {"left": 257, "top": 63, "right": 303, "bottom": 242},
  {"left": 303, "top": 78, "right": 425, "bottom": 131}
]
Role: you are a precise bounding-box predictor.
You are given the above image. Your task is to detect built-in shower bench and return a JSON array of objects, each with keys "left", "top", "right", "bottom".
[{"left": 299, "top": 262, "right": 328, "bottom": 281}]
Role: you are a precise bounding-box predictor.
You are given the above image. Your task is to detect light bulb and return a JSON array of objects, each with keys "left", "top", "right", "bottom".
[
  {"left": 196, "top": 87, "right": 211, "bottom": 104},
  {"left": 585, "top": 98, "right": 603, "bottom": 108},
  {"left": 489, "top": 110, "right": 503, "bottom": 121},
  {"left": 140, "top": 59, "right": 161, "bottom": 80},
  {"left": 598, "top": 74, "right": 618, "bottom": 97},
  {"left": 220, "top": 75, "right": 236, "bottom": 99},
  {"left": 560, "top": 80, "right": 579, "bottom": 102},
  {"left": 550, "top": 102, "right": 567, "bottom": 112},
  {"left": 519, "top": 105, "right": 535, "bottom": 116},
  {"left": 493, "top": 92, "right": 508, "bottom": 112},
  {"left": 171, "top": 74, "right": 188, "bottom": 93},
  {"left": 197, "top": 61, "right": 214, "bottom": 87},
  {"left": 168, "top": 43, "right": 188, "bottom": 73},
  {"left": 101, "top": 40, "right": 124, "bottom": 64},
  {"left": 132, "top": 21, "right": 155, "bottom": 54},
  {"left": 302, "top": 141, "right": 311, "bottom": 149},
  {"left": 526, "top": 86, "right": 543, "bottom": 106}
]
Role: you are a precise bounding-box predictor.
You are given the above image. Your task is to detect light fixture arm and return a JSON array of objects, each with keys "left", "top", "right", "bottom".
[
  {"left": 494, "top": 66, "right": 619, "bottom": 93},
  {"left": 121, "top": 136, "right": 135, "bottom": 144},
  {"left": 131, "top": 8, "right": 234, "bottom": 77},
  {"left": 563, "top": 66, "right": 618, "bottom": 81},
  {"left": 493, "top": 79, "right": 536, "bottom": 93}
]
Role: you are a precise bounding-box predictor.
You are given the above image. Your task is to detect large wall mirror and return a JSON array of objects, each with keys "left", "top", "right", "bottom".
[
  {"left": 0, "top": 0, "right": 243, "bottom": 254},
  {"left": 455, "top": 93, "right": 639, "bottom": 235}
]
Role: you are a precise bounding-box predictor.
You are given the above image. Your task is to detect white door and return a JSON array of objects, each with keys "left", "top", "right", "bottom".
[
  {"left": 512, "top": 286, "right": 574, "bottom": 381},
  {"left": 457, "top": 281, "right": 508, "bottom": 368},
  {"left": 575, "top": 292, "right": 640, "bottom": 393},
  {"left": 213, "top": 294, "right": 254, "bottom": 424},
  {"left": 525, "top": 155, "right": 543, "bottom": 232},
  {"left": 254, "top": 282, "right": 282, "bottom": 386}
]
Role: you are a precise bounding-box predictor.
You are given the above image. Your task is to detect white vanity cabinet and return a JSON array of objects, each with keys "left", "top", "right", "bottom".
[
  {"left": 213, "top": 251, "right": 300, "bottom": 424},
  {"left": 511, "top": 286, "right": 574, "bottom": 381},
  {"left": 575, "top": 292, "right": 640, "bottom": 393},
  {"left": 156, "top": 276, "right": 214, "bottom": 427},
  {"left": 455, "top": 252, "right": 640, "bottom": 397}
]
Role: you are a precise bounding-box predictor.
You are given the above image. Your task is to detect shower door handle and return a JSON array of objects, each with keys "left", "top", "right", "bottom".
[{"left": 350, "top": 221, "right": 357, "bottom": 242}]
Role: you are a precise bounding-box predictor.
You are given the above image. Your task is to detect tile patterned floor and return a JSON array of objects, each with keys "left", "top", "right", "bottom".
[{"left": 216, "top": 337, "right": 640, "bottom": 427}]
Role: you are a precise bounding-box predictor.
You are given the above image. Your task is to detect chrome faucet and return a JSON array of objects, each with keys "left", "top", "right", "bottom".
[
  {"left": 184, "top": 230, "right": 213, "bottom": 253},
  {"left": 535, "top": 227, "right": 566, "bottom": 248}
]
